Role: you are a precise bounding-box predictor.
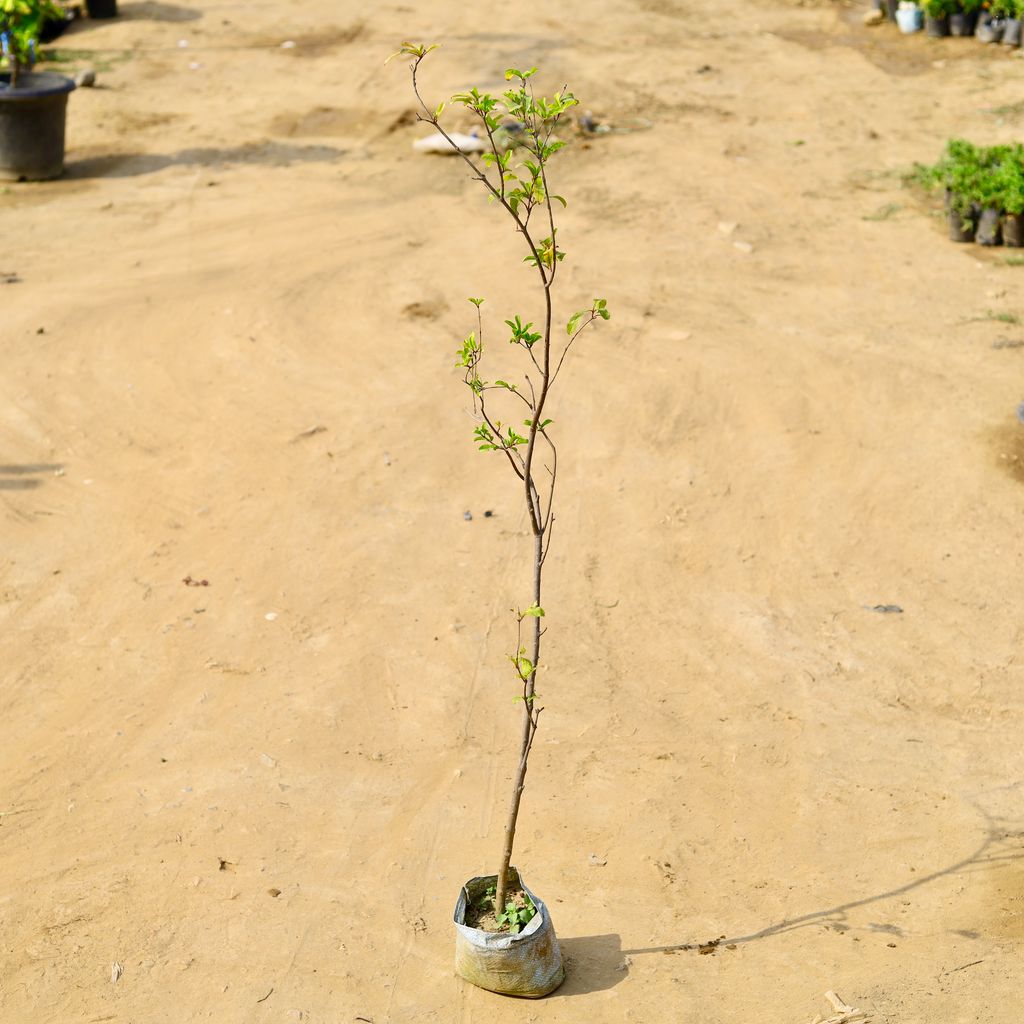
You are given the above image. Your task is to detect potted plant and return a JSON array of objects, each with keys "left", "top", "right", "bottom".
[
  {"left": 1000, "top": 0, "right": 1023, "bottom": 42},
  {"left": 950, "top": 0, "right": 982, "bottom": 34},
  {"left": 976, "top": 1, "right": 1006, "bottom": 40},
  {"left": 917, "top": 138, "right": 982, "bottom": 242},
  {"left": 85, "top": 0, "right": 116, "bottom": 18},
  {"left": 391, "top": 42, "right": 611, "bottom": 997},
  {"left": 974, "top": 159, "right": 1004, "bottom": 246},
  {"left": 922, "top": 0, "right": 953, "bottom": 35},
  {"left": 994, "top": 146, "right": 1024, "bottom": 246},
  {"left": 897, "top": 0, "right": 925, "bottom": 31},
  {"left": 0, "top": 0, "right": 75, "bottom": 180}
]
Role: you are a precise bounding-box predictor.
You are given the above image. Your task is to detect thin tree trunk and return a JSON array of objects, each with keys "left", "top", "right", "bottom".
[{"left": 494, "top": 528, "right": 544, "bottom": 912}]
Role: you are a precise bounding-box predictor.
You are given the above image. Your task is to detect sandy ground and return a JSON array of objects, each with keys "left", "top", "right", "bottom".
[{"left": 2, "top": 0, "right": 1024, "bottom": 1021}]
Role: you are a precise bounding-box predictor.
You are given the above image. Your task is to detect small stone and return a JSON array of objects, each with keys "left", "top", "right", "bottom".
[
  {"left": 265, "top": 612, "right": 278, "bottom": 621},
  {"left": 717, "top": 221, "right": 738, "bottom": 235},
  {"left": 463, "top": 510, "right": 473, "bottom": 521},
  {"left": 588, "top": 853, "right": 608, "bottom": 866},
  {"left": 863, "top": 7, "right": 885, "bottom": 24},
  {"left": 733, "top": 241, "right": 755, "bottom": 254},
  {"left": 74, "top": 68, "right": 96, "bottom": 87},
  {"left": 259, "top": 752, "right": 277, "bottom": 768}
]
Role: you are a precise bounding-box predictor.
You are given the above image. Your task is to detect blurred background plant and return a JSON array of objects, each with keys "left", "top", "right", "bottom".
[{"left": 1, "top": 0, "right": 64, "bottom": 86}]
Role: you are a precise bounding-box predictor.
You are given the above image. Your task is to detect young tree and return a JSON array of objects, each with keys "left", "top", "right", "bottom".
[{"left": 393, "top": 42, "right": 610, "bottom": 918}]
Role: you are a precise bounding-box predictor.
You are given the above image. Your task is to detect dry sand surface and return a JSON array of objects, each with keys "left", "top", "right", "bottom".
[{"left": 2, "top": 0, "right": 1024, "bottom": 1020}]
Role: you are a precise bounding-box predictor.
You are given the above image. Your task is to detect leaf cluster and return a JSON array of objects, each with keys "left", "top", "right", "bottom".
[
  {"left": 495, "top": 898, "right": 536, "bottom": 934},
  {"left": 483, "top": 884, "right": 538, "bottom": 934},
  {"left": 0, "top": 0, "right": 62, "bottom": 80},
  {"left": 989, "top": 0, "right": 1023, "bottom": 17},
  {"left": 915, "top": 138, "right": 1024, "bottom": 217},
  {"left": 920, "top": 0, "right": 956, "bottom": 16}
]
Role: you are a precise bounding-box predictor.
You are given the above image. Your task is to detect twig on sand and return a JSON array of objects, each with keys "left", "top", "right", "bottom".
[
  {"left": 256, "top": 987, "right": 274, "bottom": 1003},
  {"left": 942, "top": 959, "right": 984, "bottom": 975},
  {"left": 808, "top": 991, "right": 869, "bottom": 1024}
]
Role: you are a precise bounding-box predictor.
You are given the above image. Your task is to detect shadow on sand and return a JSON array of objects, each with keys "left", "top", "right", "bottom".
[
  {"left": 65, "top": 141, "right": 346, "bottom": 179},
  {"left": 0, "top": 463, "right": 63, "bottom": 491},
  {"left": 556, "top": 933, "right": 626, "bottom": 996},
  {"left": 622, "top": 797, "right": 1024, "bottom": 958}
]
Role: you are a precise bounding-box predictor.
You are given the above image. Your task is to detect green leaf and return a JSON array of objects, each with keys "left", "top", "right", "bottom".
[
  {"left": 510, "top": 654, "right": 535, "bottom": 678},
  {"left": 434, "top": 101, "right": 445, "bottom": 118},
  {"left": 385, "top": 40, "right": 438, "bottom": 64},
  {"left": 468, "top": 297, "right": 484, "bottom": 307},
  {"left": 522, "top": 604, "right": 545, "bottom": 617}
]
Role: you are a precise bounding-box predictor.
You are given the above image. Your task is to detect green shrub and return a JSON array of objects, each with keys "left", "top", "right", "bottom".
[{"left": 916, "top": 138, "right": 1024, "bottom": 219}]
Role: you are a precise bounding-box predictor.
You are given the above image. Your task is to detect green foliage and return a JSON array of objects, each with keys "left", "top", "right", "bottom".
[
  {"left": 1, "top": 0, "right": 63, "bottom": 84},
  {"left": 920, "top": 0, "right": 955, "bottom": 16},
  {"left": 505, "top": 314, "right": 541, "bottom": 348},
  {"left": 509, "top": 646, "right": 536, "bottom": 681},
  {"left": 915, "top": 138, "right": 1024, "bottom": 219},
  {"left": 482, "top": 882, "right": 538, "bottom": 933},
  {"left": 495, "top": 896, "right": 537, "bottom": 934},
  {"left": 989, "top": 0, "right": 1022, "bottom": 16}
]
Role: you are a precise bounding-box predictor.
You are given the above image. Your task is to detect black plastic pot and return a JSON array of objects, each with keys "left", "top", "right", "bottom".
[
  {"left": 40, "top": 11, "right": 74, "bottom": 42},
  {"left": 977, "top": 207, "right": 1002, "bottom": 246},
  {"left": 976, "top": 13, "right": 1005, "bottom": 41},
  {"left": 85, "top": 0, "right": 118, "bottom": 17},
  {"left": 1002, "top": 17, "right": 1022, "bottom": 44},
  {"left": 949, "top": 10, "right": 977, "bottom": 34},
  {"left": 884, "top": 0, "right": 900, "bottom": 18},
  {"left": 0, "top": 72, "right": 75, "bottom": 181},
  {"left": 948, "top": 204, "right": 977, "bottom": 243},
  {"left": 925, "top": 13, "right": 950, "bottom": 35},
  {"left": 1003, "top": 213, "right": 1024, "bottom": 247}
]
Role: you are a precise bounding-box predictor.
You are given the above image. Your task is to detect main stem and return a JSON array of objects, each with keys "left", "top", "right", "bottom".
[
  {"left": 495, "top": 247, "right": 553, "bottom": 911},
  {"left": 495, "top": 529, "right": 545, "bottom": 912}
]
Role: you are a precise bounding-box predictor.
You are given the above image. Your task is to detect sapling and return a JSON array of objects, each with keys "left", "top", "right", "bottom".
[{"left": 391, "top": 43, "right": 611, "bottom": 921}]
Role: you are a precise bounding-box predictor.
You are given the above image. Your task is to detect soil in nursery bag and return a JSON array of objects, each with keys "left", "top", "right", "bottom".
[
  {"left": 1003, "top": 213, "right": 1024, "bottom": 247},
  {"left": 950, "top": 10, "right": 977, "bottom": 34},
  {"left": 977, "top": 14, "right": 1005, "bottom": 41},
  {"left": 948, "top": 206, "right": 977, "bottom": 243},
  {"left": 1002, "top": 17, "right": 1022, "bottom": 44},
  {"left": 977, "top": 207, "right": 1002, "bottom": 246},
  {"left": 465, "top": 885, "right": 534, "bottom": 932},
  {"left": 453, "top": 869, "right": 564, "bottom": 998},
  {"left": 926, "top": 14, "right": 950, "bottom": 36}
]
